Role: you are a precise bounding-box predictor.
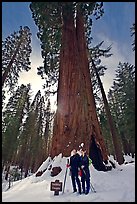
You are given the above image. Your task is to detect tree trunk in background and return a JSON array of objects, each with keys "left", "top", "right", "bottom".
[
  {"left": 92, "top": 59, "right": 124, "bottom": 165},
  {"left": 121, "top": 131, "right": 130, "bottom": 155},
  {"left": 4, "top": 164, "right": 10, "bottom": 180},
  {"left": 129, "top": 140, "right": 135, "bottom": 158},
  {"left": 50, "top": 8, "right": 108, "bottom": 162}
]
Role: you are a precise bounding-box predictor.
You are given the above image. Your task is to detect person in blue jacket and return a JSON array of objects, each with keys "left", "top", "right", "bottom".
[
  {"left": 80, "top": 149, "right": 90, "bottom": 194},
  {"left": 69, "top": 149, "right": 82, "bottom": 194}
]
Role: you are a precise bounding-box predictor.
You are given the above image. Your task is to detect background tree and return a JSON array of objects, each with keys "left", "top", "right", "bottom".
[
  {"left": 97, "top": 102, "right": 114, "bottom": 156},
  {"left": 108, "top": 62, "right": 135, "bottom": 157},
  {"left": 15, "top": 90, "right": 53, "bottom": 176},
  {"left": 130, "top": 23, "right": 135, "bottom": 52},
  {"left": 43, "top": 98, "right": 54, "bottom": 156},
  {"left": 2, "top": 26, "right": 32, "bottom": 93},
  {"left": 2, "top": 84, "right": 31, "bottom": 179},
  {"left": 90, "top": 57, "right": 124, "bottom": 164},
  {"left": 16, "top": 90, "right": 42, "bottom": 177}
]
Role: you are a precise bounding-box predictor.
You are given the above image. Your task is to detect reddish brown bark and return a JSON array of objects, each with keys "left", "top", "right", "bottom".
[
  {"left": 76, "top": 11, "right": 108, "bottom": 161},
  {"left": 50, "top": 8, "right": 108, "bottom": 161}
]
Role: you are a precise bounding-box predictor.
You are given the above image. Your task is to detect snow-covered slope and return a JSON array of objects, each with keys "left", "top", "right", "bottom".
[{"left": 2, "top": 154, "right": 135, "bottom": 202}]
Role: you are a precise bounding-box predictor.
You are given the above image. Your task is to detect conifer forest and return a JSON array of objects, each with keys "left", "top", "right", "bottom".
[{"left": 2, "top": 2, "right": 135, "bottom": 179}]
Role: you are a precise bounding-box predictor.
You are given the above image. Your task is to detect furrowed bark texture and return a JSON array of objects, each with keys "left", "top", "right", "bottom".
[{"left": 50, "top": 8, "right": 108, "bottom": 161}]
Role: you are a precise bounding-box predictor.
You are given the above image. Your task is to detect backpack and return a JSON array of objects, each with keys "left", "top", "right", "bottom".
[{"left": 88, "top": 157, "right": 92, "bottom": 166}]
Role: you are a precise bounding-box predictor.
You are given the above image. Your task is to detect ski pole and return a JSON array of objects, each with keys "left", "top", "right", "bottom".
[
  {"left": 90, "top": 182, "right": 96, "bottom": 193},
  {"left": 62, "top": 158, "right": 69, "bottom": 194},
  {"left": 83, "top": 169, "right": 96, "bottom": 193}
]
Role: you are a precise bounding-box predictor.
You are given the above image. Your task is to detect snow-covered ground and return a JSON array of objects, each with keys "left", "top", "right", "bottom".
[{"left": 2, "top": 154, "right": 135, "bottom": 202}]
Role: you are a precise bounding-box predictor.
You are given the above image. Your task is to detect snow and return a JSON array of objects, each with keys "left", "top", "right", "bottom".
[{"left": 2, "top": 154, "right": 135, "bottom": 202}]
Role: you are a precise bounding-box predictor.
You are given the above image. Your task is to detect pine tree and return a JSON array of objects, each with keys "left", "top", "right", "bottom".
[
  {"left": 43, "top": 99, "right": 53, "bottom": 156},
  {"left": 97, "top": 103, "right": 114, "bottom": 156},
  {"left": 16, "top": 90, "right": 42, "bottom": 176},
  {"left": 108, "top": 62, "right": 135, "bottom": 157},
  {"left": 130, "top": 23, "right": 135, "bottom": 52},
  {"left": 30, "top": 95, "right": 48, "bottom": 173},
  {"left": 2, "top": 84, "right": 31, "bottom": 176},
  {"left": 2, "top": 26, "right": 32, "bottom": 92},
  {"left": 16, "top": 91, "right": 52, "bottom": 175}
]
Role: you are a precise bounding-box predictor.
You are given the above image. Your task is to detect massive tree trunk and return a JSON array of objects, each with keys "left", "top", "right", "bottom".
[{"left": 50, "top": 7, "right": 108, "bottom": 162}]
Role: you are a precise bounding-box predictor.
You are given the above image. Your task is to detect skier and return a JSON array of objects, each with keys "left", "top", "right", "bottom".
[
  {"left": 69, "top": 149, "right": 82, "bottom": 194},
  {"left": 80, "top": 149, "right": 90, "bottom": 194}
]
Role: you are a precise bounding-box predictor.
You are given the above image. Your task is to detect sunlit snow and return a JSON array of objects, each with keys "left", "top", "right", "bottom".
[{"left": 2, "top": 154, "right": 135, "bottom": 202}]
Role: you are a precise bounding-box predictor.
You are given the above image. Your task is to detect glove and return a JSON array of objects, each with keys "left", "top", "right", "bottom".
[
  {"left": 81, "top": 165, "right": 84, "bottom": 169},
  {"left": 66, "top": 164, "right": 70, "bottom": 168},
  {"left": 78, "top": 169, "right": 82, "bottom": 177}
]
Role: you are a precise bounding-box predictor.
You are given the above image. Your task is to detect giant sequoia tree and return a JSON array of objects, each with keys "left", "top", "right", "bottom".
[{"left": 30, "top": 2, "right": 109, "bottom": 163}]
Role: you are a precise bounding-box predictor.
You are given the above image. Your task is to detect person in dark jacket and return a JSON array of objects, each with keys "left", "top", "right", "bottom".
[
  {"left": 69, "top": 149, "right": 82, "bottom": 194},
  {"left": 80, "top": 149, "right": 90, "bottom": 194}
]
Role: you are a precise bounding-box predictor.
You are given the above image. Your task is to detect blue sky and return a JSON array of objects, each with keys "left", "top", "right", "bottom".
[
  {"left": 92, "top": 2, "right": 135, "bottom": 46},
  {"left": 2, "top": 2, "right": 135, "bottom": 99},
  {"left": 2, "top": 2, "right": 41, "bottom": 54}
]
